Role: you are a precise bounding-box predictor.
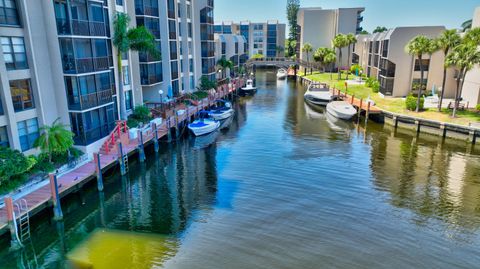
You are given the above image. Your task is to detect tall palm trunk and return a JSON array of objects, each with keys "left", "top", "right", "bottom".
[
  {"left": 117, "top": 52, "right": 127, "bottom": 120},
  {"left": 438, "top": 66, "right": 447, "bottom": 112},
  {"left": 338, "top": 49, "right": 343, "bottom": 80},
  {"left": 346, "top": 44, "right": 351, "bottom": 80},
  {"left": 452, "top": 69, "right": 464, "bottom": 118},
  {"left": 416, "top": 55, "right": 424, "bottom": 112}
]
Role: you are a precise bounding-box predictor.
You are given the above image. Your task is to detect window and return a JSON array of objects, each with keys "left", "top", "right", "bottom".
[
  {"left": 2, "top": 36, "right": 28, "bottom": 70},
  {"left": 170, "top": 41, "right": 177, "bottom": 60},
  {"left": 17, "top": 118, "right": 39, "bottom": 151},
  {"left": 0, "top": 0, "right": 19, "bottom": 26},
  {"left": 123, "top": 66, "right": 130, "bottom": 85},
  {"left": 189, "top": 58, "right": 194, "bottom": 73},
  {"left": 414, "top": 59, "right": 430, "bottom": 71},
  {"left": 189, "top": 75, "right": 195, "bottom": 89},
  {"left": 0, "top": 126, "right": 8, "bottom": 147},
  {"left": 10, "top": 79, "right": 34, "bottom": 112},
  {"left": 188, "top": 22, "right": 192, "bottom": 38},
  {"left": 125, "top": 90, "right": 133, "bottom": 110},
  {"left": 171, "top": 61, "right": 178, "bottom": 79},
  {"left": 116, "top": 0, "right": 123, "bottom": 6},
  {"left": 168, "top": 20, "right": 176, "bottom": 39}
]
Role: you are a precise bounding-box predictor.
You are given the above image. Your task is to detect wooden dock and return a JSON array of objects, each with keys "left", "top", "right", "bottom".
[
  {"left": 330, "top": 88, "right": 382, "bottom": 115},
  {"left": 0, "top": 79, "right": 244, "bottom": 236}
]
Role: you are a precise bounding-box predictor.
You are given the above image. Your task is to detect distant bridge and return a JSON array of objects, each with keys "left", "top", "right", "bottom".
[{"left": 245, "top": 57, "right": 323, "bottom": 70}]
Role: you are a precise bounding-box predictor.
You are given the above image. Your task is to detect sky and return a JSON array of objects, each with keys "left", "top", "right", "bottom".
[{"left": 215, "top": 0, "right": 479, "bottom": 32}]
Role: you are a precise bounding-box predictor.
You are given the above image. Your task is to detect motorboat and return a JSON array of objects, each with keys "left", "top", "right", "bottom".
[
  {"left": 208, "top": 100, "right": 235, "bottom": 121},
  {"left": 276, "top": 68, "right": 287, "bottom": 79},
  {"left": 219, "top": 114, "right": 234, "bottom": 130},
  {"left": 304, "top": 83, "right": 333, "bottom": 106},
  {"left": 326, "top": 101, "right": 357, "bottom": 120},
  {"left": 191, "top": 130, "right": 220, "bottom": 149},
  {"left": 188, "top": 112, "right": 220, "bottom": 136},
  {"left": 240, "top": 79, "right": 257, "bottom": 94}
]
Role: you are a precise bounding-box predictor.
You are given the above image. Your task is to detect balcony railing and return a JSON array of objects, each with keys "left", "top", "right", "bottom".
[
  {"left": 93, "top": 57, "right": 110, "bottom": 71},
  {"left": 74, "top": 122, "right": 115, "bottom": 146},
  {"left": 63, "top": 56, "right": 112, "bottom": 74},
  {"left": 141, "top": 75, "right": 162, "bottom": 85},
  {"left": 69, "top": 89, "right": 113, "bottom": 111},
  {"left": 57, "top": 18, "right": 107, "bottom": 37},
  {"left": 136, "top": 6, "right": 159, "bottom": 16}
]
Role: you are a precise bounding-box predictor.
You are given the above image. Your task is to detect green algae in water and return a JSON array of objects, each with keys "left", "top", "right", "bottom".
[{"left": 66, "top": 229, "right": 178, "bottom": 269}]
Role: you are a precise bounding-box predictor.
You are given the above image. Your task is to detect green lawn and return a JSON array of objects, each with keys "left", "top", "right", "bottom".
[{"left": 301, "top": 72, "right": 480, "bottom": 126}]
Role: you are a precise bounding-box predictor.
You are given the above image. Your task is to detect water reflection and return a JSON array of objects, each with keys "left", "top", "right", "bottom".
[{"left": 369, "top": 127, "right": 480, "bottom": 234}]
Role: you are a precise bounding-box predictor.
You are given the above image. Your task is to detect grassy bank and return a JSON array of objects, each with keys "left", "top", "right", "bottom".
[{"left": 301, "top": 72, "right": 480, "bottom": 126}]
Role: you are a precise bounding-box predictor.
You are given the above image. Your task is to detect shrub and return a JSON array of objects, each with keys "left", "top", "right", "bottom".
[
  {"left": 127, "top": 105, "right": 152, "bottom": 128},
  {"left": 0, "top": 147, "right": 36, "bottom": 185},
  {"left": 405, "top": 94, "right": 424, "bottom": 111},
  {"left": 371, "top": 80, "right": 380, "bottom": 93},
  {"left": 197, "top": 76, "right": 217, "bottom": 91},
  {"left": 476, "top": 104, "right": 480, "bottom": 112}
]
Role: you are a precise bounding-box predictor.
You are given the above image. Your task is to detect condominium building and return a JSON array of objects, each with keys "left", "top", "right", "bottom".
[
  {"left": 214, "top": 33, "right": 247, "bottom": 79},
  {"left": 461, "top": 6, "right": 480, "bottom": 106},
  {"left": 0, "top": 0, "right": 215, "bottom": 155},
  {"left": 214, "top": 21, "right": 286, "bottom": 58},
  {"left": 296, "top": 7, "right": 364, "bottom": 67},
  {"left": 352, "top": 26, "right": 456, "bottom": 97}
]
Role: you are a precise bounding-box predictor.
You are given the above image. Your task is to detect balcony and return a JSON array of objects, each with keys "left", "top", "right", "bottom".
[
  {"left": 141, "top": 75, "right": 162, "bottom": 85},
  {"left": 74, "top": 122, "right": 115, "bottom": 146},
  {"left": 69, "top": 89, "right": 113, "bottom": 111},
  {"left": 63, "top": 56, "right": 111, "bottom": 74},
  {"left": 56, "top": 18, "right": 107, "bottom": 37},
  {"left": 136, "top": 5, "right": 159, "bottom": 17},
  {"left": 139, "top": 52, "right": 160, "bottom": 63}
]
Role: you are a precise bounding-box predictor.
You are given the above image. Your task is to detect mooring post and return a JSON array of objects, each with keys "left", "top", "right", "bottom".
[
  {"left": 137, "top": 130, "right": 145, "bottom": 163},
  {"left": 415, "top": 120, "right": 421, "bottom": 134},
  {"left": 469, "top": 130, "right": 476, "bottom": 145},
  {"left": 440, "top": 124, "right": 447, "bottom": 139},
  {"left": 49, "top": 173, "right": 63, "bottom": 221},
  {"left": 351, "top": 95, "right": 355, "bottom": 105},
  {"left": 393, "top": 116, "right": 398, "bottom": 130},
  {"left": 365, "top": 102, "right": 371, "bottom": 124},
  {"left": 93, "top": 153, "right": 104, "bottom": 192},
  {"left": 117, "top": 142, "right": 126, "bottom": 175},
  {"left": 167, "top": 118, "right": 172, "bottom": 143},
  {"left": 4, "top": 196, "right": 22, "bottom": 250},
  {"left": 358, "top": 98, "right": 363, "bottom": 118},
  {"left": 152, "top": 123, "right": 159, "bottom": 153}
]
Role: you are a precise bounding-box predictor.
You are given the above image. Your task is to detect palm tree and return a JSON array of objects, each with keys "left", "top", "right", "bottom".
[
  {"left": 217, "top": 57, "right": 234, "bottom": 79},
  {"left": 445, "top": 42, "right": 480, "bottom": 117},
  {"left": 113, "top": 13, "right": 159, "bottom": 120},
  {"left": 406, "top": 35, "right": 433, "bottom": 112},
  {"left": 346, "top": 33, "right": 357, "bottom": 80},
  {"left": 373, "top": 26, "right": 388, "bottom": 33},
  {"left": 313, "top": 47, "right": 329, "bottom": 72},
  {"left": 301, "top": 43, "right": 313, "bottom": 76},
  {"left": 285, "top": 39, "right": 296, "bottom": 58},
  {"left": 464, "top": 27, "right": 480, "bottom": 45},
  {"left": 332, "top": 34, "right": 349, "bottom": 80},
  {"left": 34, "top": 118, "right": 74, "bottom": 162},
  {"left": 434, "top": 30, "right": 461, "bottom": 111},
  {"left": 323, "top": 50, "right": 337, "bottom": 80}
]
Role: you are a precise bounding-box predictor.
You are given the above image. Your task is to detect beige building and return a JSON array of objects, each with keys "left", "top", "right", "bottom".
[
  {"left": 461, "top": 6, "right": 480, "bottom": 106},
  {"left": 0, "top": 0, "right": 215, "bottom": 155},
  {"left": 296, "top": 7, "right": 365, "bottom": 67},
  {"left": 353, "top": 27, "right": 457, "bottom": 97},
  {"left": 214, "top": 34, "right": 247, "bottom": 79}
]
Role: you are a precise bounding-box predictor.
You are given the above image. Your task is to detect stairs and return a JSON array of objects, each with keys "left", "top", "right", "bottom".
[{"left": 14, "top": 199, "right": 31, "bottom": 243}]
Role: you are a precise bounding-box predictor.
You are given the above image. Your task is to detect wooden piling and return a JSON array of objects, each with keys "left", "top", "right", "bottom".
[
  {"left": 93, "top": 153, "right": 104, "bottom": 191},
  {"left": 117, "top": 142, "right": 126, "bottom": 175},
  {"left": 415, "top": 120, "right": 421, "bottom": 134},
  {"left": 138, "top": 130, "right": 145, "bottom": 162},
  {"left": 351, "top": 95, "right": 355, "bottom": 105},
  {"left": 358, "top": 98, "right": 363, "bottom": 118},
  {"left": 152, "top": 123, "right": 159, "bottom": 153},
  {"left": 4, "top": 196, "right": 22, "bottom": 250},
  {"left": 469, "top": 130, "right": 476, "bottom": 145},
  {"left": 49, "top": 173, "right": 63, "bottom": 221}
]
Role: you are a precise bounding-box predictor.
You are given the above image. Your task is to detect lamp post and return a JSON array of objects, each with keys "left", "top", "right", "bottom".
[{"left": 158, "top": 89, "right": 164, "bottom": 112}]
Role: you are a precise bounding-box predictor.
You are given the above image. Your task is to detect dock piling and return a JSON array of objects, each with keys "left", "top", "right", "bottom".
[
  {"left": 49, "top": 173, "right": 63, "bottom": 221},
  {"left": 117, "top": 142, "right": 127, "bottom": 175},
  {"left": 4, "top": 196, "right": 22, "bottom": 250},
  {"left": 358, "top": 98, "right": 363, "bottom": 119},
  {"left": 469, "top": 130, "right": 476, "bottom": 145},
  {"left": 152, "top": 123, "right": 159, "bottom": 153},
  {"left": 138, "top": 130, "right": 145, "bottom": 163},
  {"left": 415, "top": 120, "right": 421, "bottom": 135},
  {"left": 93, "top": 153, "right": 104, "bottom": 192}
]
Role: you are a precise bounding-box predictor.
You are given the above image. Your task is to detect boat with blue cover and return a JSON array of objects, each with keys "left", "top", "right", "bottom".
[
  {"left": 208, "top": 100, "right": 235, "bottom": 121},
  {"left": 188, "top": 111, "right": 220, "bottom": 136}
]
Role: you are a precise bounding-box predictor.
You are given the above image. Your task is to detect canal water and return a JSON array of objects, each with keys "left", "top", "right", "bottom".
[{"left": 1, "top": 70, "right": 480, "bottom": 268}]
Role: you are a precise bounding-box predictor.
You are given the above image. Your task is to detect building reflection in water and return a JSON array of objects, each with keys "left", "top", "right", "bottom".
[{"left": 369, "top": 125, "right": 480, "bottom": 234}]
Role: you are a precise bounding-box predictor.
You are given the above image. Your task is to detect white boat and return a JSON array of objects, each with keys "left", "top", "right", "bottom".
[
  {"left": 276, "top": 68, "right": 287, "bottom": 79},
  {"left": 241, "top": 79, "right": 257, "bottom": 94},
  {"left": 304, "top": 83, "right": 333, "bottom": 106},
  {"left": 208, "top": 100, "right": 235, "bottom": 121},
  {"left": 188, "top": 118, "right": 220, "bottom": 136},
  {"left": 326, "top": 101, "right": 357, "bottom": 120}
]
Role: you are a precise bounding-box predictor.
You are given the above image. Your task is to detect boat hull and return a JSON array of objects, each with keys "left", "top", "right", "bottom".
[
  {"left": 209, "top": 109, "right": 235, "bottom": 121},
  {"left": 326, "top": 102, "right": 357, "bottom": 120},
  {"left": 188, "top": 120, "right": 220, "bottom": 136},
  {"left": 304, "top": 94, "right": 330, "bottom": 106}
]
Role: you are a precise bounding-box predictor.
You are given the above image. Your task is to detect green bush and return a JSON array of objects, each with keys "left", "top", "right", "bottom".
[
  {"left": 0, "top": 147, "right": 36, "bottom": 186},
  {"left": 371, "top": 81, "right": 380, "bottom": 93},
  {"left": 405, "top": 94, "right": 424, "bottom": 111},
  {"left": 197, "top": 76, "right": 217, "bottom": 91},
  {"left": 127, "top": 105, "right": 152, "bottom": 128},
  {"left": 476, "top": 104, "right": 480, "bottom": 112}
]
